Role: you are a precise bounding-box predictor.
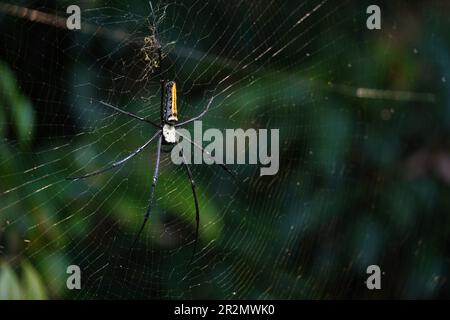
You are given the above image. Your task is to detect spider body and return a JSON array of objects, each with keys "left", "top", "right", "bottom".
[{"left": 68, "top": 45, "right": 233, "bottom": 262}]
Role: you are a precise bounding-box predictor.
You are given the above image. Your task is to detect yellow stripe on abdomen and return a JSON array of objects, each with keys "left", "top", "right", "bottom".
[{"left": 171, "top": 82, "right": 178, "bottom": 120}]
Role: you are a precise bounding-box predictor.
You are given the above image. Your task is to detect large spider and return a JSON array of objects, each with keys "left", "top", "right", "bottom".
[{"left": 67, "top": 49, "right": 233, "bottom": 255}]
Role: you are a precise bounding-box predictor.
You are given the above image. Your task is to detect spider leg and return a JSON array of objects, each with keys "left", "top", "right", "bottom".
[
  {"left": 67, "top": 131, "right": 161, "bottom": 181},
  {"left": 181, "top": 151, "right": 200, "bottom": 263},
  {"left": 176, "top": 131, "right": 235, "bottom": 178},
  {"left": 132, "top": 134, "right": 163, "bottom": 246},
  {"left": 99, "top": 101, "right": 160, "bottom": 128},
  {"left": 175, "top": 97, "right": 214, "bottom": 127}
]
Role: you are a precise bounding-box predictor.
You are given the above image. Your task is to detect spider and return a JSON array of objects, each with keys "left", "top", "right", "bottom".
[{"left": 67, "top": 48, "right": 234, "bottom": 256}]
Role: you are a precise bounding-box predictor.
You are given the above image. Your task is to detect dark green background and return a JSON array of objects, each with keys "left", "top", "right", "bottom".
[{"left": 1, "top": 0, "right": 450, "bottom": 299}]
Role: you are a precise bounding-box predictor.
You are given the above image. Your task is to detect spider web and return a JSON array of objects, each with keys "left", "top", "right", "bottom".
[{"left": 0, "top": 0, "right": 448, "bottom": 299}]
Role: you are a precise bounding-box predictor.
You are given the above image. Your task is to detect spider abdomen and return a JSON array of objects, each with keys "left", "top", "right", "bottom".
[{"left": 162, "top": 81, "right": 178, "bottom": 124}]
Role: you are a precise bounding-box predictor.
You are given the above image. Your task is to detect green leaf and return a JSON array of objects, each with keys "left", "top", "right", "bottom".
[
  {"left": 0, "top": 101, "right": 5, "bottom": 139},
  {"left": 10, "top": 95, "right": 35, "bottom": 147},
  {"left": 0, "top": 60, "right": 35, "bottom": 147},
  {"left": 0, "top": 263, "right": 23, "bottom": 300},
  {"left": 21, "top": 262, "right": 48, "bottom": 300}
]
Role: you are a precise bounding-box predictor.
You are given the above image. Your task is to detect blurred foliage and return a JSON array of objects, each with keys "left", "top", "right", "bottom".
[
  {"left": 0, "top": 62, "right": 35, "bottom": 148},
  {"left": 0, "top": 260, "right": 48, "bottom": 300},
  {"left": 1, "top": 0, "right": 450, "bottom": 299}
]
